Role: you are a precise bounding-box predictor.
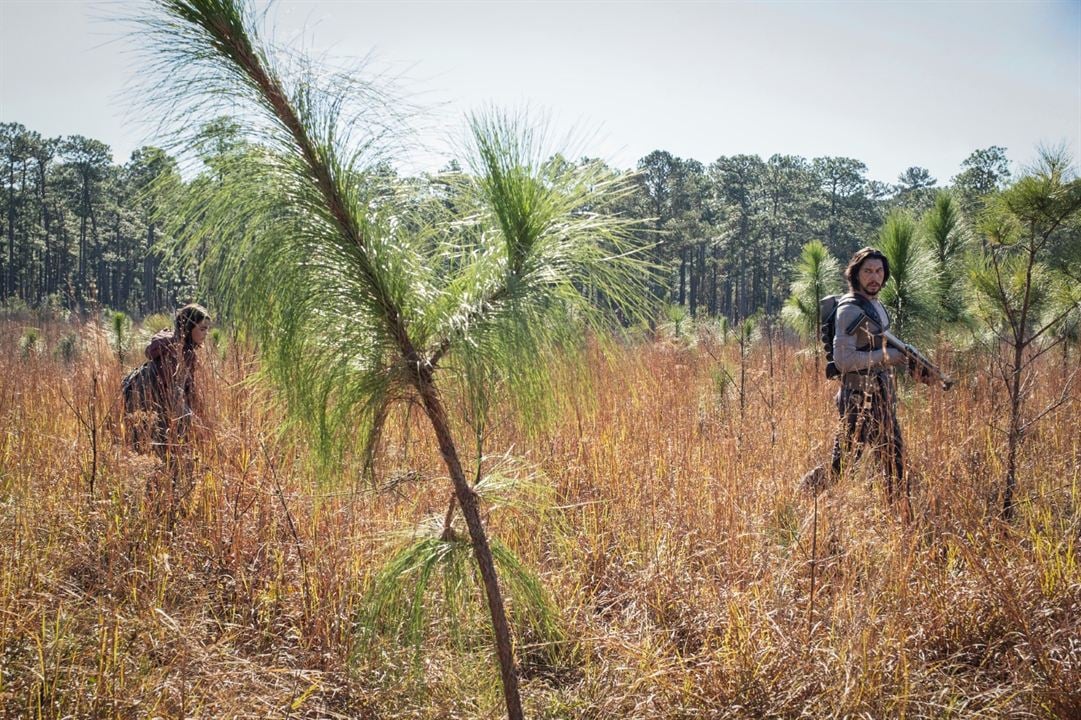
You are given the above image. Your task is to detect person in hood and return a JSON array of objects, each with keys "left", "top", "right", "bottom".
[{"left": 123, "top": 303, "right": 211, "bottom": 452}]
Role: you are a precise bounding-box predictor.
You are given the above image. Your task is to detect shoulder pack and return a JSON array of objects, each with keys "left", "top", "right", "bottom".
[
  {"left": 122, "top": 361, "right": 161, "bottom": 413},
  {"left": 819, "top": 293, "right": 882, "bottom": 379}
]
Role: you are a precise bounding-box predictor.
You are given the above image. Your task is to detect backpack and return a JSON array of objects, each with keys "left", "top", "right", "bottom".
[
  {"left": 819, "top": 294, "right": 883, "bottom": 379},
  {"left": 122, "top": 361, "right": 161, "bottom": 414}
]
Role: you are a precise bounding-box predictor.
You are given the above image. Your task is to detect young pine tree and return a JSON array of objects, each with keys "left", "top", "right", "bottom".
[
  {"left": 136, "top": 1, "right": 653, "bottom": 717},
  {"left": 781, "top": 240, "right": 841, "bottom": 377},
  {"left": 920, "top": 190, "right": 968, "bottom": 326},
  {"left": 968, "top": 150, "right": 1081, "bottom": 518},
  {"left": 877, "top": 209, "right": 937, "bottom": 341}
]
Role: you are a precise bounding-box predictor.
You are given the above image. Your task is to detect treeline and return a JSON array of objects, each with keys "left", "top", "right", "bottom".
[
  {"left": 0, "top": 122, "right": 189, "bottom": 313},
  {"left": 620, "top": 148, "right": 1011, "bottom": 320},
  {"left": 0, "top": 119, "right": 1012, "bottom": 317}
]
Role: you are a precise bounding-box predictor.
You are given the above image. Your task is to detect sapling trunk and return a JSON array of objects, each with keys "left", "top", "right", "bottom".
[
  {"left": 414, "top": 373, "right": 523, "bottom": 720},
  {"left": 1003, "top": 335, "right": 1026, "bottom": 519},
  {"left": 813, "top": 300, "right": 821, "bottom": 379},
  {"left": 88, "top": 374, "right": 98, "bottom": 497},
  {"left": 808, "top": 491, "right": 818, "bottom": 639}
]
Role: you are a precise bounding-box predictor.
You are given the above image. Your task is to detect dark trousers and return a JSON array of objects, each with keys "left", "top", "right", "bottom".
[{"left": 830, "top": 376, "right": 906, "bottom": 501}]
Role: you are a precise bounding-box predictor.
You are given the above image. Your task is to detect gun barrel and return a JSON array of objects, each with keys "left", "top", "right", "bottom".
[{"left": 881, "top": 330, "right": 954, "bottom": 390}]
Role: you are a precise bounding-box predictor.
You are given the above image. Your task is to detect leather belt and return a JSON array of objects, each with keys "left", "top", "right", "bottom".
[{"left": 841, "top": 372, "right": 883, "bottom": 392}]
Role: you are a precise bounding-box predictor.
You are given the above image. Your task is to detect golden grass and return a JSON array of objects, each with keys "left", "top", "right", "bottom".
[{"left": 1, "top": 319, "right": 1078, "bottom": 718}]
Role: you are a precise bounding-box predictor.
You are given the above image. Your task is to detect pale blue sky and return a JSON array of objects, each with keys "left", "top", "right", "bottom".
[{"left": 1, "top": 0, "right": 1078, "bottom": 184}]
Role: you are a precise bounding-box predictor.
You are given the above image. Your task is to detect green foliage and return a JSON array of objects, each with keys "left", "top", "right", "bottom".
[
  {"left": 968, "top": 257, "right": 1054, "bottom": 335},
  {"left": 1044, "top": 279, "right": 1081, "bottom": 354},
  {"left": 107, "top": 310, "right": 133, "bottom": 363},
  {"left": 361, "top": 458, "right": 567, "bottom": 663},
  {"left": 18, "top": 327, "right": 43, "bottom": 358},
  {"left": 781, "top": 240, "right": 841, "bottom": 340},
  {"left": 811, "top": 156, "right": 879, "bottom": 258},
  {"left": 920, "top": 191, "right": 968, "bottom": 325},
  {"left": 445, "top": 112, "right": 655, "bottom": 436},
  {"left": 1, "top": 297, "right": 31, "bottom": 318},
  {"left": 361, "top": 531, "right": 567, "bottom": 663},
  {"left": 966, "top": 148, "right": 1081, "bottom": 517},
  {"left": 208, "top": 327, "right": 227, "bottom": 359},
  {"left": 877, "top": 210, "right": 937, "bottom": 341},
  {"left": 54, "top": 333, "right": 80, "bottom": 365},
  {"left": 714, "top": 315, "right": 730, "bottom": 345},
  {"left": 711, "top": 364, "right": 735, "bottom": 401},
  {"left": 951, "top": 146, "right": 1011, "bottom": 216},
  {"left": 657, "top": 303, "right": 695, "bottom": 345},
  {"left": 893, "top": 165, "right": 937, "bottom": 215},
  {"left": 968, "top": 246, "right": 1080, "bottom": 347},
  {"left": 142, "top": 312, "right": 173, "bottom": 334},
  {"left": 968, "top": 150, "right": 1081, "bottom": 344},
  {"left": 0, "top": 106, "right": 1046, "bottom": 333},
  {"left": 739, "top": 315, "right": 758, "bottom": 345},
  {"left": 149, "top": 56, "right": 652, "bottom": 466}
]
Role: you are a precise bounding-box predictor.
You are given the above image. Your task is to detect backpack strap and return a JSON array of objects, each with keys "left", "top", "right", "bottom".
[{"left": 839, "top": 293, "right": 884, "bottom": 332}]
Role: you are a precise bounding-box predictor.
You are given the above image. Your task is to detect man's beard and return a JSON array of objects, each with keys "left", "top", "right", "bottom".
[{"left": 859, "top": 282, "right": 880, "bottom": 297}]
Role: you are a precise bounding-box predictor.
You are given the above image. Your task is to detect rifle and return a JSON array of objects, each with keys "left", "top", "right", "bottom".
[
  {"left": 846, "top": 312, "right": 955, "bottom": 391},
  {"left": 880, "top": 329, "right": 954, "bottom": 391}
]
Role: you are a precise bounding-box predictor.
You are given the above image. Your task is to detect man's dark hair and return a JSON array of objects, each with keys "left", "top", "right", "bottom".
[{"left": 844, "top": 247, "right": 890, "bottom": 292}]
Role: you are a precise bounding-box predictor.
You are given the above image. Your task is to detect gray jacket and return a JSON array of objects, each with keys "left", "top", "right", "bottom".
[{"left": 833, "top": 295, "right": 906, "bottom": 374}]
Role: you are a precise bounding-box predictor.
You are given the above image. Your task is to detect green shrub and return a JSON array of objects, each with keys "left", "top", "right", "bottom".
[
  {"left": 18, "top": 327, "right": 43, "bottom": 358},
  {"left": 143, "top": 313, "right": 173, "bottom": 334},
  {"left": 54, "top": 333, "right": 80, "bottom": 365},
  {"left": 107, "top": 310, "right": 134, "bottom": 363},
  {"left": 209, "top": 327, "right": 227, "bottom": 359}
]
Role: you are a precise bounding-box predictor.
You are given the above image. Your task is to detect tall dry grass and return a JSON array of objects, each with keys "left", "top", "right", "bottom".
[{"left": 0, "top": 318, "right": 1077, "bottom": 718}]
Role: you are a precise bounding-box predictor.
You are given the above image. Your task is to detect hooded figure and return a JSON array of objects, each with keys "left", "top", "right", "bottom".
[{"left": 122, "top": 304, "right": 211, "bottom": 451}]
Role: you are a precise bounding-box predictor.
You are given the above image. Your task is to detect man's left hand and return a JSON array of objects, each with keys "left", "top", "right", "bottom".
[{"left": 908, "top": 357, "right": 934, "bottom": 384}]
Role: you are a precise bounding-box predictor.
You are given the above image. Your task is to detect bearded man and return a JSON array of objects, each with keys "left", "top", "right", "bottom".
[{"left": 822, "top": 246, "right": 931, "bottom": 502}]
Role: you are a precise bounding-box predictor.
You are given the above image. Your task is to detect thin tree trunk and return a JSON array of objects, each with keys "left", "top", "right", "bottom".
[
  {"left": 767, "top": 231, "right": 776, "bottom": 314},
  {"left": 710, "top": 245, "right": 718, "bottom": 317},
  {"left": 56, "top": 203, "right": 70, "bottom": 298},
  {"left": 414, "top": 374, "right": 523, "bottom": 720},
  {"left": 90, "top": 202, "right": 102, "bottom": 303},
  {"left": 144, "top": 222, "right": 156, "bottom": 312},
  {"left": 1003, "top": 341, "right": 1023, "bottom": 519},
  {"left": 678, "top": 247, "right": 687, "bottom": 307},
  {"left": 6, "top": 158, "right": 14, "bottom": 298},
  {"left": 688, "top": 244, "right": 698, "bottom": 315},
  {"left": 18, "top": 158, "right": 29, "bottom": 299},
  {"left": 1001, "top": 233, "right": 1041, "bottom": 519},
  {"left": 813, "top": 294, "right": 821, "bottom": 380},
  {"left": 38, "top": 167, "right": 51, "bottom": 298},
  {"left": 114, "top": 213, "right": 122, "bottom": 307},
  {"left": 79, "top": 184, "right": 88, "bottom": 293}
]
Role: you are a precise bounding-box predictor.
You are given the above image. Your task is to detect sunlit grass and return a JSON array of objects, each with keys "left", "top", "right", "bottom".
[{"left": 0, "top": 316, "right": 1077, "bottom": 718}]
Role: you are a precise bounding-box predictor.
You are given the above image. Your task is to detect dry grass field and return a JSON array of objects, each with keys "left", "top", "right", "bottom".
[{"left": 1, "top": 316, "right": 1078, "bottom": 719}]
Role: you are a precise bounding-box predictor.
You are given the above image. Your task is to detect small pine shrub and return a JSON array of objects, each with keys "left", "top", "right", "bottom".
[
  {"left": 1, "top": 298, "right": 31, "bottom": 322},
  {"left": 659, "top": 304, "right": 696, "bottom": 346},
  {"left": 143, "top": 313, "right": 172, "bottom": 334},
  {"left": 54, "top": 333, "right": 80, "bottom": 365},
  {"left": 712, "top": 364, "right": 734, "bottom": 401},
  {"left": 715, "top": 316, "right": 730, "bottom": 344},
  {"left": 18, "top": 327, "right": 43, "bottom": 358},
  {"left": 107, "top": 310, "right": 133, "bottom": 363}
]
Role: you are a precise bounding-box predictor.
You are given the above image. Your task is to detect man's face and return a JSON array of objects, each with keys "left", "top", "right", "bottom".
[{"left": 857, "top": 258, "right": 885, "bottom": 297}]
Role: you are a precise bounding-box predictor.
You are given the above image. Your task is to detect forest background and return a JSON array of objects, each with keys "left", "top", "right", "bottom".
[{"left": 0, "top": 120, "right": 1016, "bottom": 318}]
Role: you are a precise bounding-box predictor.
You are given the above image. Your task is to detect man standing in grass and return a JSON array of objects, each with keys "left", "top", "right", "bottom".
[{"left": 806, "top": 247, "right": 931, "bottom": 503}]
